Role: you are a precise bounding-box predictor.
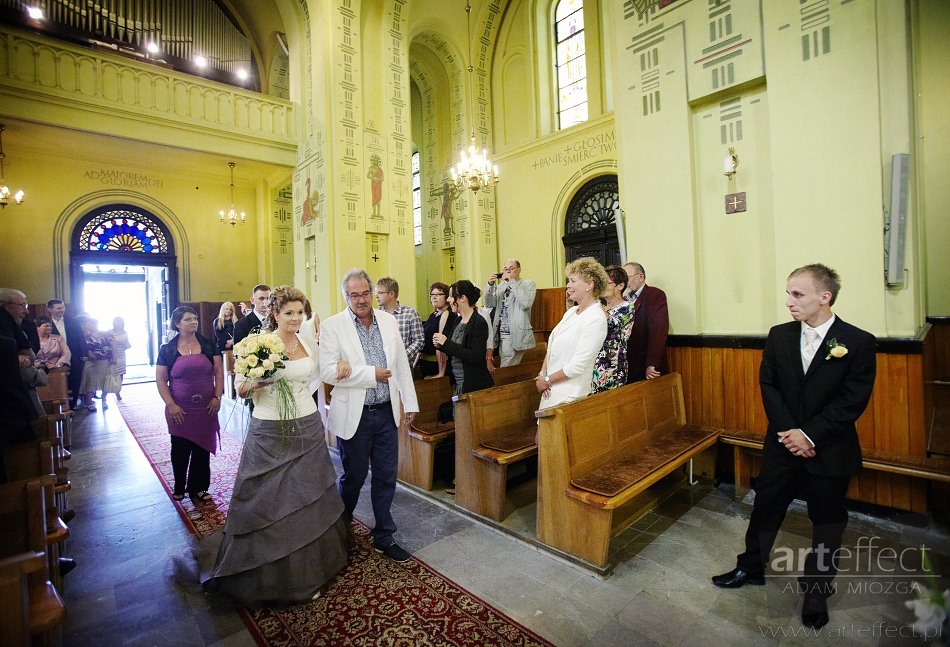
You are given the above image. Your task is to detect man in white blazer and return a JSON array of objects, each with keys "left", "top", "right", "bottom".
[{"left": 319, "top": 269, "right": 419, "bottom": 562}]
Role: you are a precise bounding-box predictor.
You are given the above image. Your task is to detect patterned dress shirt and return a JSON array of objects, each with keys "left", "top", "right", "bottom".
[
  {"left": 351, "top": 311, "right": 390, "bottom": 405},
  {"left": 386, "top": 302, "right": 425, "bottom": 367}
]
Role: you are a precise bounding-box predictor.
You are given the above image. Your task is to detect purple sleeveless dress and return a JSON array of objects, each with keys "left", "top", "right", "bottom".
[{"left": 165, "top": 353, "right": 219, "bottom": 454}]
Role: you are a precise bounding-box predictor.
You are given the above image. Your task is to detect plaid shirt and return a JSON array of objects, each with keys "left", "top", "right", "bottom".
[{"left": 384, "top": 303, "right": 424, "bottom": 366}]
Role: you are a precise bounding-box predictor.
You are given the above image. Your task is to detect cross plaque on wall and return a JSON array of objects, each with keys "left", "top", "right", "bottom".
[{"left": 725, "top": 192, "right": 747, "bottom": 214}]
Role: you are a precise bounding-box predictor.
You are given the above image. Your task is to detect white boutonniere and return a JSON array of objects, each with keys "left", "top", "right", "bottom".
[{"left": 825, "top": 338, "right": 848, "bottom": 360}]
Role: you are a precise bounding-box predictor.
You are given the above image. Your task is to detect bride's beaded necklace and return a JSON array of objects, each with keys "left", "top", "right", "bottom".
[{"left": 281, "top": 334, "right": 300, "bottom": 359}]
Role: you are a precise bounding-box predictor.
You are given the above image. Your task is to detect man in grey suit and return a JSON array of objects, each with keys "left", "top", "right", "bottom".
[{"left": 485, "top": 259, "right": 536, "bottom": 367}]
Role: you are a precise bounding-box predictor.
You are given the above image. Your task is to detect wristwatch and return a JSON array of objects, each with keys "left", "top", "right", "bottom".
[{"left": 544, "top": 375, "right": 552, "bottom": 387}]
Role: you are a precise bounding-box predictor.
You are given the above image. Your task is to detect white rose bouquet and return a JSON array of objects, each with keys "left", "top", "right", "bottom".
[{"left": 233, "top": 331, "right": 297, "bottom": 429}]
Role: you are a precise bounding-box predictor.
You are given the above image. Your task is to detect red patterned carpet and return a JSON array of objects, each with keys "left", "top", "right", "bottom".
[
  {"left": 116, "top": 385, "right": 243, "bottom": 536},
  {"left": 117, "top": 384, "right": 553, "bottom": 647}
]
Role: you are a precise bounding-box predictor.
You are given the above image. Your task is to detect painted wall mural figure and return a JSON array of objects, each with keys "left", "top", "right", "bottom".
[
  {"left": 367, "top": 154, "right": 384, "bottom": 218},
  {"left": 440, "top": 180, "right": 462, "bottom": 236},
  {"left": 301, "top": 177, "right": 319, "bottom": 226}
]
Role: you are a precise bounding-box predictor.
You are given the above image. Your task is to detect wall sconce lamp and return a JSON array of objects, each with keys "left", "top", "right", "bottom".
[{"left": 723, "top": 147, "right": 739, "bottom": 178}]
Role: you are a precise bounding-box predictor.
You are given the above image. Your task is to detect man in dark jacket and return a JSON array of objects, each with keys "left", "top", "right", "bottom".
[
  {"left": 712, "top": 264, "right": 876, "bottom": 630},
  {"left": 47, "top": 299, "right": 87, "bottom": 408},
  {"left": 623, "top": 263, "right": 669, "bottom": 382}
]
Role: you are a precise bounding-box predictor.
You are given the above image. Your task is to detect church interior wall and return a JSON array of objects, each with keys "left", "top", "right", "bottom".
[
  {"left": 0, "top": 123, "right": 288, "bottom": 306},
  {"left": 914, "top": 0, "right": 950, "bottom": 317},
  {"left": 607, "top": 0, "right": 941, "bottom": 338},
  {"left": 0, "top": 0, "right": 945, "bottom": 333}
]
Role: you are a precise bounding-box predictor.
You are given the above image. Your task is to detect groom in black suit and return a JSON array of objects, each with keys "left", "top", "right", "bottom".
[
  {"left": 232, "top": 284, "right": 271, "bottom": 345},
  {"left": 712, "top": 264, "right": 876, "bottom": 629}
]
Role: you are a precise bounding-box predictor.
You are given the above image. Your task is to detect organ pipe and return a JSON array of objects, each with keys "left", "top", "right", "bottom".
[{"left": 0, "top": 0, "right": 254, "bottom": 85}]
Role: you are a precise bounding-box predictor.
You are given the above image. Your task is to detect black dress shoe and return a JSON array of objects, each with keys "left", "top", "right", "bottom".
[
  {"left": 61, "top": 508, "right": 76, "bottom": 524},
  {"left": 711, "top": 568, "right": 765, "bottom": 588},
  {"left": 802, "top": 593, "right": 829, "bottom": 628},
  {"left": 59, "top": 557, "right": 77, "bottom": 576}
]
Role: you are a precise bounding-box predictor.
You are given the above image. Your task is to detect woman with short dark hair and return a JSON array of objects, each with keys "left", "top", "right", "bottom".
[
  {"left": 34, "top": 315, "right": 71, "bottom": 370},
  {"left": 419, "top": 282, "right": 450, "bottom": 377},
  {"left": 592, "top": 265, "right": 635, "bottom": 392}
]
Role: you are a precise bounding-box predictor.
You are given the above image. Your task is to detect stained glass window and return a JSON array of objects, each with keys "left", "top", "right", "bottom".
[
  {"left": 78, "top": 209, "right": 169, "bottom": 254},
  {"left": 555, "top": 0, "right": 588, "bottom": 130},
  {"left": 412, "top": 152, "right": 422, "bottom": 246},
  {"left": 565, "top": 178, "right": 619, "bottom": 233}
]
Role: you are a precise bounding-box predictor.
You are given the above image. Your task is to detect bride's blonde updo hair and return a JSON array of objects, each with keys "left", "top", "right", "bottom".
[{"left": 264, "top": 285, "right": 308, "bottom": 330}]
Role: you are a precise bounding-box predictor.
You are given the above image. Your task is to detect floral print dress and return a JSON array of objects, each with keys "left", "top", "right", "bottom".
[{"left": 591, "top": 301, "right": 635, "bottom": 393}]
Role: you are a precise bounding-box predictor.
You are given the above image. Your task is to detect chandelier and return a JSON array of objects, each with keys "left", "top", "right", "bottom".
[
  {"left": 219, "top": 162, "right": 246, "bottom": 226},
  {"left": 0, "top": 124, "right": 25, "bottom": 209},
  {"left": 449, "top": 1, "right": 499, "bottom": 195}
]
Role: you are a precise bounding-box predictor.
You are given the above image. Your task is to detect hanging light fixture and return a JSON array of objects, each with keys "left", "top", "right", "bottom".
[
  {"left": 0, "top": 124, "right": 25, "bottom": 209},
  {"left": 219, "top": 162, "right": 246, "bottom": 226},
  {"left": 450, "top": 1, "right": 499, "bottom": 194}
]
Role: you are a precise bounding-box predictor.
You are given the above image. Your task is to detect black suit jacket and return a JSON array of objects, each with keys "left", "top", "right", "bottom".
[
  {"left": 232, "top": 312, "right": 265, "bottom": 345},
  {"left": 51, "top": 316, "right": 88, "bottom": 361},
  {"left": 0, "top": 336, "right": 37, "bottom": 479},
  {"left": 626, "top": 284, "right": 670, "bottom": 382},
  {"left": 440, "top": 312, "right": 494, "bottom": 394},
  {"left": 759, "top": 317, "right": 876, "bottom": 478}
]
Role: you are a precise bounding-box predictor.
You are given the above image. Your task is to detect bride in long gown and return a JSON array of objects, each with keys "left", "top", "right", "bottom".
[{"left": 203, "top": 285, "right": 353, "bottom": 606}]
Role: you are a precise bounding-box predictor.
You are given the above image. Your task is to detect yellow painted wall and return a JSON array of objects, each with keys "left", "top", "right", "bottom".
[
  {"left": 608, "top": 0, "right": 931, "bottom": 336},
  {"left": 0, "top": 127, "right": 287, "bottom": 306},
  {"left": 493, "top": 115, "right": 617, "bottom": 288},
  {"left": 295, "top": 0, "right": 418, "bottom": 320},
  {"left": 915, "top": 0, "right": 950, "bottom": 315}
]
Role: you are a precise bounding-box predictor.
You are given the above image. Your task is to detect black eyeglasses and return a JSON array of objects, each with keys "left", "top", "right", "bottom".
[{"left": 429, "top": 292, "right": 446, "bottom": 297}]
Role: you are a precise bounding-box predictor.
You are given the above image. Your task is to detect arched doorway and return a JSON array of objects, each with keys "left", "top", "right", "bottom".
[
  {"left": 561, "top": 175, "right": 621, "bottom": 266},
  {"left": 70, "top": 205, "right": 178, "bottom": 367}
]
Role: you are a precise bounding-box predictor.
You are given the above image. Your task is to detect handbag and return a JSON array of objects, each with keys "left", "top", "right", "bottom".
[{"left": 437, "top": 400, "right": 454, "bottom": 424}]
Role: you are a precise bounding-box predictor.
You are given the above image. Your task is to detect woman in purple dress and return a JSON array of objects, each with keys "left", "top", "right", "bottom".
[{"left": 156, "top": 306, "right": 224, "bottom": 502}]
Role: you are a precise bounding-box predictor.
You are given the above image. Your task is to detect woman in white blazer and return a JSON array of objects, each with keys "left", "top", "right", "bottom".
[{"left": 535, "top": 258, "right": 609, "bottom": 409}]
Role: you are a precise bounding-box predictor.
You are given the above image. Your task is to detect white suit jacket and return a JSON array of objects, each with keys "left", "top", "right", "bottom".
[
  {"left": 318, "top": 308, "right": 419, "bottom": 440},
  {"left": 541, "top": 305, "right": 607, "bottom": 409}
]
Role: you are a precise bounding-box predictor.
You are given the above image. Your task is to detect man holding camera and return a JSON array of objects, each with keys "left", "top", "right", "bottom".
[{"left": 485, "top": 259, "right": 536, "bottom": 367}]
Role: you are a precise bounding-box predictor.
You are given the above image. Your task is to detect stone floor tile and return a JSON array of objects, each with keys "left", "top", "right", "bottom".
[{"left": 615, "top": 590, "right": 706, "bottom": 646}]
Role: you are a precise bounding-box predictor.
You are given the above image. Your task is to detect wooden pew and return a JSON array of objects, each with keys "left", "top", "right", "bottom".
[
  {"left": 0, "top": 478, "right": 67, "bottom": 644},
  {"left": 36, "top": 367, "right": 72, "bottom": 450},
  {"left": 398, "top": 361, "right": 543, "bottom": 491},
  {"left": 31, "top": 417, "right": 70, "bottom": 518},
  {"left": 4, "top": 442, "right": 70, "bottom": 593},
  {"left": 453, "top": 378, "right": 542, "bottom": 521},
  {"left": 536, "top": 373, "right": 722, "bottom": 567},
  {"left": 0, "top": 551, "right": 47, "bottom": 647},
  {"left": 520, "top": 342, "right": 547, "bottom": 365},
  {"left": 720, "top": 429, "right": 950, "bottom": 501},
  {"left": 398, "top": 376, "right": 455, "bottom": 489}
]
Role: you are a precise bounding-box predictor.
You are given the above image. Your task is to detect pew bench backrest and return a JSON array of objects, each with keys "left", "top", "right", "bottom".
[
  {"left": 558, "top": 375, "right": 687, "bottom": 482},
  {"left": 537, "top": 373, "right": 722, "bottom": 566}
]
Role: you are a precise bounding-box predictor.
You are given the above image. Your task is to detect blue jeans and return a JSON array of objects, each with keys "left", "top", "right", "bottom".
[{"left": 338, "top": 405, "right": 398, "bottom": 545}]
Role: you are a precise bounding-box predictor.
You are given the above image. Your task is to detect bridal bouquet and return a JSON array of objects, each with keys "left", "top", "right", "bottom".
[{"left": 233, "top": 331, "right": 297, "bottom": 427}]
